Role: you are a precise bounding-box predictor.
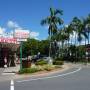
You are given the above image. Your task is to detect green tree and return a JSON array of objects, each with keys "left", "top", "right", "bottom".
[
  {"left": 85, "top": 14, "right": 90, "bottom": 45},
  {"left": 52, "top": 27, "right": 69, "bottom": 57},
  {"left": 70, "top": 17, "right": 88, "bottom": 60},
  {"left": 17, "top": 38, "right": 50, "bottom": 58},
  {"left": 38, "top": 40, "right": 49, "bottom": 56},
  {"left": 84, "top": 14, "right": 90, "bottom": 61},
  {"left": 41, "top": 7, "right": 63, "bottom": 58},
  {"left": 22, "top": 38, "right": 39, "bottom": 57}
]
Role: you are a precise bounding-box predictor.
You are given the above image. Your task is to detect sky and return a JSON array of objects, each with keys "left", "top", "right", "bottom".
[{"left": 0, "top": 0, "right": 90, "bottom": 40}]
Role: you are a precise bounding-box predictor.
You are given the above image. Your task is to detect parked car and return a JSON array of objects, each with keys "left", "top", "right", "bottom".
[
  {"left": 42, "top": 57, "right": 50, "bottom": 61},
  {"left": 32, "top": 55, "right": 39, "bottom": 63}
]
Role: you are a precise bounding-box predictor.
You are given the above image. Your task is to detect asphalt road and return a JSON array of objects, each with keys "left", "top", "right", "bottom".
[{"left": 0, "top": 65, "right": 90, "bottom": 90}]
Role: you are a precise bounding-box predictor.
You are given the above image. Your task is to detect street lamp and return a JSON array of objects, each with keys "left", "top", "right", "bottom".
[{"left": 20, "top": 42, "right": 23, "bottom": 70}]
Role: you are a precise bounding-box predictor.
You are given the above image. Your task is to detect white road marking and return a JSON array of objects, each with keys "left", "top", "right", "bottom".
[
  {"left": 2, "top": 73, "right": 15, "bottom": 75},
  {"left": 10, "top": 80, "right": 14, "bottom": 90},
  {"left": 17, "top": 67, "right": 82, "bottom": 83}
]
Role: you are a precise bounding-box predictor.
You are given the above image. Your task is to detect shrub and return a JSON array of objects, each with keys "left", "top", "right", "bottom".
[
  {"left": 19, "top": 67, "right": 39, "bottom": 74},
  {"left": 55, "top": 57, "right": 63, "bottom": 61},
  {"left": 35, "top": 59, "right": 48, "bottom": 65},
  {"left": 55, "top": 65, "right": 62, "bottom": 68},
  {"left": 53, "top": 60, "right": 64, "bottom": 65},
  {"left": 43, "top": 65, "right": 55, "bottom": 71}
]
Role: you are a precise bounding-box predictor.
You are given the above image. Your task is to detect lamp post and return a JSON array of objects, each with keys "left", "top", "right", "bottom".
[{"left": 20, "top": 42, "right": 22, "bottom": 70}]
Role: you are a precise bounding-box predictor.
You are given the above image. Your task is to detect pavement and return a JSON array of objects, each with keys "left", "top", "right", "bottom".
[
  {"left": 3, "top": 65, "right": 20, "bottom": 74},
  {"left": 0, "top": 68, "right": 4, "bottom": 75}
]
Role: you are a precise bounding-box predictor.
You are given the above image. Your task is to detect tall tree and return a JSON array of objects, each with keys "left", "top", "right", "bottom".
[
  {"left": 70, "top": 17, "right": 88, "bottom": 60},
  {"left": 41, "top": 7, "right": 63, "bottom": 60},
  {"left": 84, "top": 14, "right": 90, "bottom": 61},
  {"left": 63, "top": 25, "right": 73, "bottom": 59},
  {"left": 85, "top": 14, "right": 90, "bottom": 45},
  {"left": 52, "top": 28, "right": 69, "bottom": 57}
]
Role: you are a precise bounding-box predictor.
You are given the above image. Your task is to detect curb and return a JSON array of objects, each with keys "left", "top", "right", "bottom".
[{"left": 13, "top": 64, "right": 71, "bottom": 80}]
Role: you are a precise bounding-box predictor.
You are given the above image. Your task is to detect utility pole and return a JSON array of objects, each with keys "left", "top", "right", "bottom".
[{"left": 20, "top": 42, "right": 22, "bottom": 70}]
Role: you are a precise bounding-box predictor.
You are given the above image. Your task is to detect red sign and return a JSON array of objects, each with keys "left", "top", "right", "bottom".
[{"left": 0, "top": 38, "right": 18, "bottom": 44}]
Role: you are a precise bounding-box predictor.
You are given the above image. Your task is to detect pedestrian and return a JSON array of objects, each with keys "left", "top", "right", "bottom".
[{"left": 4, "top": 57, "right": 7, "bottom": 68}]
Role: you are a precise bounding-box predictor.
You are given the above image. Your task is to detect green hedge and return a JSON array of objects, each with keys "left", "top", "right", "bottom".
[
  {"left": 43, "top": 65, "right": 55, "bottom": 71},
  {"left": 35, "top": 59, "right": 48, "bottom": 65},
  {"left": 53, "top": 61, "right": 64, "bottom": 65},
  {"left": 19, "top": 68, "right": 39, "bottom": 74},
  {"left": 55, "top": 57, "right": 63, "bottom": 61}
]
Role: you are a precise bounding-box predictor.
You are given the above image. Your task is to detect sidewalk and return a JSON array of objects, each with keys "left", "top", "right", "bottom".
[
  {"left": 0, "top": 68, "right": 4, "bottom": 75},
  {"left": 2, "top": 63, "right": 71, "bottom": 74},
  {"left": 3, "top": 62, "right": 87, "bottom": 75},
  {"left": 3, "top": 65, "right": 20, "bottom": 75}
]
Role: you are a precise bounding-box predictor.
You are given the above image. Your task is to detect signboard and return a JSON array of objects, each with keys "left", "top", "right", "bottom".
[
  {"left": 0, "top": 38, "right": 18, "bottom": 44},
  {"left": 14, "top": 29, "right": 30, "bottom": 39},
  {"left": 17, "top": 38, "right": 27, "bottom": 42}
]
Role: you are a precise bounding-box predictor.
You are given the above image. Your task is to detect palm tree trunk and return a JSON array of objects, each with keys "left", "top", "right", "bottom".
[
  {"left": 79, "top": 42, "right": 81, "bottom": 62},
  {"left": 85, "top": 37, "right": 87, "bottom": 61},
  {"left": 48, "top": 31, "right": 53, "bottom": 64},
  {"left": 58, "top": 41, "right": 60, "bottom": 58},
  {"left": 49, "top": 33, "right": 51, "bottom": 58},
  {"left": 75, "top": 32, "right": 77, "bottom": 62},
  {"left": 87, "top": 31, "right": 89, "bottom": 62},
  {"left": 67, "top": 39, "right": 70, "bottom": 60},
  {"left": 88, "top": 31, "right": 89, "bottom": 45}
]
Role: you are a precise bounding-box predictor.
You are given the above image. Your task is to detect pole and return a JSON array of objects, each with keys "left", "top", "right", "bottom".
[
  {"left": 48, "top": 31, "right": 52, "bottom": 64},
  {"left": 20, "top": 42, "right": 22, "bottom": 70}
]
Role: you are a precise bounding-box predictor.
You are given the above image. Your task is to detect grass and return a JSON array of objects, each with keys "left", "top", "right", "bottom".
[{"left": 18, "top": 64, "right": 62, "bottom": 74}]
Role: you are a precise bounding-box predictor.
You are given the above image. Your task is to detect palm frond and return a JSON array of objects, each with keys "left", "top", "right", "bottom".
[
  {"left": 55, "top": 9, "right": 63, "bottom": 15},
  {"left": 50, "top": 7, "right": 54, "bottom": 16},
  {"left": 41, "top": 19, "right": 47, "bottom": 25},
  {"left": 77, "top": 33, "right": 82, "bottom": 42}
]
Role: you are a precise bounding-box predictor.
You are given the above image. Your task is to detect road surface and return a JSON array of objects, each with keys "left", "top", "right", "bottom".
[{"left": 0, "top": 65, "right": 90, "bottom": 90}]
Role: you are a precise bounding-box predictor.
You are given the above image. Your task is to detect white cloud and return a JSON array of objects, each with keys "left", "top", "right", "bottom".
[
  {"left": 7, "top": 20, "right": 19, "bottom": 28},
  {"left": 30, "top": 31, "right": 39, "bottom": 39},
  {"left": 0, "top": 20, "right": 40, "bottom": 39},
  {"left": 0, "top": 27, "right": 13, "bottom": 38},
  {"left": 0, "top": 27, "right": 6, "bottom": 34},
  {"left": 65, "top": 24, "right": 68, "bottom": 28},
  {"left": 7, "top": 31, "right": 14, "bottom": 38}
]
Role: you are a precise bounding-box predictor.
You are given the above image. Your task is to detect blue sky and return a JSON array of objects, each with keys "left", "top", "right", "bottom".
[{"left": 0, "top": 0, "right": 90, "bottom": 40}]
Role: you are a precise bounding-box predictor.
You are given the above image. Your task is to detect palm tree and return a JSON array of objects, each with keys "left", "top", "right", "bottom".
[
  {"left": 86, "top": 14, "right": 90, "bottom": 45},
  {"left": 63, "top": 25, "right": 73, "bottom": 60},
  {"left": 52, "top": 27, "right": 69, "bottom": 58},
  {"left": 41, "top": 7, "right": 63, "bottom": 63},
  {"left": 84, "top": 14, "right": 90, "bottom": 61},
  {"left": 70, "top": 17, "right": 88, "bottom": 61},
  {"left": 65, "top": 25, "right": 73, "bottom": 46}
]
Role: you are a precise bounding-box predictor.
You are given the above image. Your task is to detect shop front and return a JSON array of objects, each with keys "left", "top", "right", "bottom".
[{"left": 0, "top": 38, "right": 19, "bottom": 67}]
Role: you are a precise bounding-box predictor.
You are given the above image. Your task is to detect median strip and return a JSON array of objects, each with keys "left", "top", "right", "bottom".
[{"left": 17, "top": 67, "right": 81, "bottom": 83}]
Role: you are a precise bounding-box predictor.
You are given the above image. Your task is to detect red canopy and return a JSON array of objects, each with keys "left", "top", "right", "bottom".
[{"left": 0, "top": 37, "right": 18, "bottom": 44}]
